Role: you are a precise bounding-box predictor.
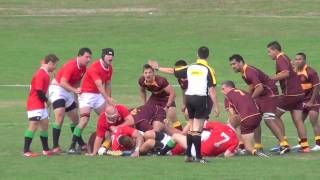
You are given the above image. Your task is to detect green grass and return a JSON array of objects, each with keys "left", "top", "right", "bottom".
[{"left": 0, "top": 0, "right": 320, "bottom": 179}]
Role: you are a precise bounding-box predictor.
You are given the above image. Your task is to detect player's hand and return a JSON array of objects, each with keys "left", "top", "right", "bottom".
[
  {"left": 213, "top": 106, "right": 220, "bottom": 117},
  {"left": 131, "top": 150, "right": 139, "bottom": 157},
  {"left": 74, "top": 88, "right": 82, "bottom": 94},
  {"left": 107, "top": 97, "right": 116, "bottom": 105},
  {"left": 304, "top": 101, "right": 313, "bottom": 108},
  {"left": 109, "top": 126, "right": 117, "bottom": 133},
  {"left": 148, "top": 60, "right": 159, "bottom": 69},
  {"left": 181, "top": 105, "right": 186, "bottom": 113}
]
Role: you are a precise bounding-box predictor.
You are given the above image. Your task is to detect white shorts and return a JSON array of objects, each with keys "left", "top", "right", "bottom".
[
  {"left": 48, "top": 85, "right": 75, "bottom": 108},
  {"left": 27, "top": 109, "right": 48, "bottom": 120},
  {"left": 78, "top": 93, "right": 105, "bottom": 110}
]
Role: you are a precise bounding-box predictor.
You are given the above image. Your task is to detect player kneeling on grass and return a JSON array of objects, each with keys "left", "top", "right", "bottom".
[
  {"left": 221, "top": 81, "right": 270, "bottom": 157},
  {"left": 24, "top": 54, "right": 59, "bottom": 157},
  {"left": 89, "top": 126, "right": 143, "bottom": 157}
]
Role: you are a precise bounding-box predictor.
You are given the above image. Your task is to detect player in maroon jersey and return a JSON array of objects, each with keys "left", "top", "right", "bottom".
[
  {"left": 229, "top": 54, "right": 289, "bottom": 153},
  {"left": 267, "top": 41, "right": 309, "bottom": 152},
  {"left": 24, "top": 54, "right": 59, "bottom": 157},
  {"left": 295, "top": 52, "right": 320, "bottom": 151}
]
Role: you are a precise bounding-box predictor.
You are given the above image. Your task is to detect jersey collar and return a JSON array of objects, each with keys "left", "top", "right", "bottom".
[
  {"left": 100, "top": 59, "right": 110, "bottom": 71},
  {"left": 76, "top": 58, "right": 81, "bottom": 70},
  {"left": 196, "top": 59, "right": 208, "bottom": 66},
  {"left": 40, "top": 67, "right": 49, "bottom": 75},
  {"left": 276, "top": 52, "right": 285, "bottom": 60}
]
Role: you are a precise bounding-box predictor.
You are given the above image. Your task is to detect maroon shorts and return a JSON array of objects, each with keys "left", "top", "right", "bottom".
[
  {"left": 277, "top": 95, "right": 304, "bottom": 111},
  {"left": 255, "top": 96, "right": 278, "bottom": 114},
  {"left": 240, "top": 114, "right": 262, "bottom": 134},
  {"left": 132, "top": 103, "right": 165, "bottom": 132}
]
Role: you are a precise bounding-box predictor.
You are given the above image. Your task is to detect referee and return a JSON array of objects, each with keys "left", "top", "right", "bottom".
[{"left": 185, "top": 46, "right": 219, "bottom": 163}]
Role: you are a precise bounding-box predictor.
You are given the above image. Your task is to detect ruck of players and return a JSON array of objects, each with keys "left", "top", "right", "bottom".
[{"left": 24, "top": 42, "right": 320, "bottom": 163}]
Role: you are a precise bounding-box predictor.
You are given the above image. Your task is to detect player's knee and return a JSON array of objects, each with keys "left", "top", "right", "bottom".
[
  {"left": 52, "top": 99, "right": 66, "bottom": 110},
  {"left": 80, "top": 113, "right": 90, "bottom": 119},
  {"left": 144, "top": 130, "right": 155, "bottom": 139},
  {"left": 66, "top": 102, "right": 77, "bottom": 112}
]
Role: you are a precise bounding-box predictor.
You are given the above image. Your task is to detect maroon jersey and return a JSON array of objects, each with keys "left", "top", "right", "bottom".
[
  {"left": 174, "top": 66, "right": 188, "bottom": 90},
  {"left": 276, "top": 53, "right": 304, "bottom": 96},
  {"left": 297, "top": 65, "right": 320, "bottom": 101},
  {"left": 242, "top": 64, "right": 278, "bottom": 97},
  {"left": 138, "top": 75, "right": 169, "bottom": 100},
  {"left": 224, "top": 89, "right": 260, "bottom": 121}
]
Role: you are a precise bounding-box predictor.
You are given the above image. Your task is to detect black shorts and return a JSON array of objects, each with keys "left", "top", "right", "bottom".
[{"left": 186, "top": 95, "right": 209, "bottom": 119}]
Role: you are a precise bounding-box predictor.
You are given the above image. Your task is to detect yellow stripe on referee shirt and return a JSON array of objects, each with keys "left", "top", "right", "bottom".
[{"left": 196, "top": 59, "right": 217, "bottom": 85}]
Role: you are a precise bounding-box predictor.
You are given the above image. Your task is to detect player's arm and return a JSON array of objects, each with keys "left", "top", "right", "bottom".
[
  {"left": 131, "top": 130, "right": 144, "bottom": 157},
  {"left": 181, "top": 89, "right": 187, "bottom": 112},
  {"left": 95, "top": 79, "right": 113, "bottom": 104},
  {"left": 148, "top": 60, "right": 174, "bottom": 75},
  {"left": 251, "top": 83, "right": 264, "bottom": 99},
  {"left": 60, "top": 77, "right": 81, "bottom": 94},
  {"left": 116, "top": 115, "right": 135, "bottom": 128},
  {"left": 208, "top": 87, "right": 220, "bottom": 117},
  {"left": 163, "top": 85, "right": 176, "bottom": 108},
  {"left": 105, "top": 80, "right": 112, "bottom": 97},
  {"left": 91, "top": 136, "right": 104, "bottom": 155},
  {"left": 271, "top": 70, "right": 289, "bottom": 81},
  {"left": 139, "top": 87, "right": 147, "bottom": 104}
]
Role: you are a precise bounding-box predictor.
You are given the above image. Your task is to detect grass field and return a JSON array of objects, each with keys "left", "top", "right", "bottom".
[{"left": 1, "top": 0, "right": 320, "bottom": 179}]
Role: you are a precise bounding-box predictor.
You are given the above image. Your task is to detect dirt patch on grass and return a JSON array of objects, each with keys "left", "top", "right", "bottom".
[{"left": 0, "top": 100, "right": 25, "bottom": 108}]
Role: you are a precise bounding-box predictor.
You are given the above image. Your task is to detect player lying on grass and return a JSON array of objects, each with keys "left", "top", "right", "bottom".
[
  {"left": 24, "top": 54, "right": 59, "bottom": 157},
  {"left": 139, "top": 120, "right": 239, "bottom": 157},
  {"left": 80, "top": 104, "right": 135, "bottom": 155},
  {"left": 88, "top": 125, "right": 143, "bottom": 157}
]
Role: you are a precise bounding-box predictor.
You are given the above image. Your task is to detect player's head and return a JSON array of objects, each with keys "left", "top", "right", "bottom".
[
  {"left": 77, "top": 47, "right": 92, "bottom": 66},
  {"left": 105, "top": 105, "right": 120, "bottom": 124},
  {"left": 221, "top": 80, "right": 235, "bottom": 95},
  {"left": 267, "top": 41, "right": 282, "bottom": 60},
  {"left": 197, "top": 46, "right": 209, "bottom": 59},
  {"left": 142, "top": 64, "right": 155, "bottom": 82},
  {"left": 229, "top": 54, "right": 245, "bottom": 73},
  {"left": 295, "top": 52, "right": 307, "bottom": 68},
  {"left": 118, "top": 135, "right": 135, "bottom": 149},
  {"left": 43, "top": 54, "right": 59, "bottom": 72},
  {"left": 101, "top": 48, "right": 114, "bottom": 66},
  {"left": 174, "top": 59, "right": 187, "bottom": 67}
]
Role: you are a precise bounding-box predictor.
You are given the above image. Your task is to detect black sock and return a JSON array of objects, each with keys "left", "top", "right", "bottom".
[
  {"left": 40, "top": 136, "right": 49, "bottom": 151},
  {"left": 24, "top": 137, "right": 32, "bottom": 153},
  {"left": 70, "top": 135, "right": 78, "bottom": 149},
  {"left": 192, "top": 134, "right": 202, "bottom": 159},
  {"left": 78, "top": 136, "right": 85, "bottom": 146},
  {"left": 70, "top": 126, "right": 75, "bottom": 133},
  {"left": 52, "top": 128, "right": 61, "bottom": 148},
  {"left": 186, "top": 133, "right": 193, "bottom": 157}
]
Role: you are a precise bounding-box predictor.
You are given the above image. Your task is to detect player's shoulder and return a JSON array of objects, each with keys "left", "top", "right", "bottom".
[
  {"left": 138, "top": 76, "right": 145, "bottom": 84},
  {"left": 306, "top": 65, "right": 318, "bottom": 75},
  {"left": 155, "top": 75, "right": 169, "bottom": 86},
  {"left": 116, "top": 104, "right": 128, "bottom": 111}
]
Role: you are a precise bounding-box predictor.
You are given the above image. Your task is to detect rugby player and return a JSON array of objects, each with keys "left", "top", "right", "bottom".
[
  {"left": 138, "top": 64, "right": 176, "bottom": 132},
  {"left": 267, "top": 41, "right": 310, "bottom": 152},
  {"left": 88, "top": 104, "right": 135, "bottom": 155},
  {"left": 49, "top": 47, "right": 91, "bottom": 153},
  {"left": 229, "top": 54, "right": 290, "bottom": 153},
  {"left": 68, "top": 48, "right": 114, "bottom": 153},
  {"left": 221, "top": 81, "right": 269, "bottom": 157},
  {"left": 24, "top": 54, "right": 59, "bottom": 157},
  {"left": 294, "top": 52, "right": 320, "bottom": 151}
]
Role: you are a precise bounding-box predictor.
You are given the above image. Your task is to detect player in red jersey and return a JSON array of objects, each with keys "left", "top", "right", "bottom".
[
  {"left": 24, "top": 54, "right": 59, "bottom": 157},
  {"left": 68, "top": 48, "right": 114, "bottom": 154},
  {"left": 87, "top": 104, "right": 135, "bottom": 155},
  {"left": 138, "top": 64, "right": 176, "bottom": 132},
  {"left": 229, "top": 54, "right": 289, "bottom": 152},
  {"left": 294, "top": 52, "right": 320, "bottom": 151},
  {"left": 267, "top": 41, "right": 309, "bottom": 152},
  {"left": 221, "top": 81, "right": 269, "bottom": 157},
  {"left": 140, "top": 121, "right": 238, "bottom": 157},
  {"left": 48, "top": 47, "right": 91, "bottom": 153}
]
